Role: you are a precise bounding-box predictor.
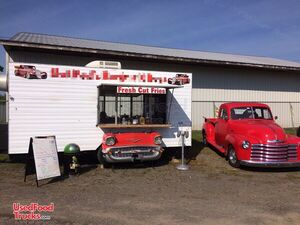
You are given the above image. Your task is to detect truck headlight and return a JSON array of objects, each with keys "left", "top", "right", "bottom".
[
  {"left": 154, "top": 136, "right": 163, "bottom": 145},
  {"left": 242, "top": 140, "right": 250, "bottom": 150},
  {"left": 105, "top": 136, "right": 116, "bottom": 146}
]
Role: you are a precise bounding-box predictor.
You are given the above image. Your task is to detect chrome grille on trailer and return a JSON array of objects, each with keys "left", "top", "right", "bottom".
[
  {"left": 251, "top": 144, "right": 298, "bottom": 162},
  {"left": 111, "top": 146, "right": 158, "bottom": 158}
]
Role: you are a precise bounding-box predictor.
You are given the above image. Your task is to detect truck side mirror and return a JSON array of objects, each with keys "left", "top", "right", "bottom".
[{"left": 274, "top": 116, "right": 278, "bottom": 120}]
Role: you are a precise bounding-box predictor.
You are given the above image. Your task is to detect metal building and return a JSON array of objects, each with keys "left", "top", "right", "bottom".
[{"left": 1, "top": 32, "right": 300, "bottom": 130}]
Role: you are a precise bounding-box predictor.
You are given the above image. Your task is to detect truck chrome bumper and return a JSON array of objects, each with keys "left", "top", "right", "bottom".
[
  {"left": 103, "top": 146, "right": 163, "bottom": 163},
  {"left": 240, "top": 160, "right": 300, "bottom": 168}
]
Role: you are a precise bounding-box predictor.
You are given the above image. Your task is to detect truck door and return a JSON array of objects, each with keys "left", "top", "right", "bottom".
[{"left": 215, "top": 108, "right": 228, "bottom": 147}]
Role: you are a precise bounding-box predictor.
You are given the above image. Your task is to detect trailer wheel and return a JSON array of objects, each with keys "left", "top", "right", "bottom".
[
  {"left": 97, "top": 147, "right": 110, "bottom": 168},
  {"left": 297, "top": 126, "right": 300, "bottom": 137},
  {"left": 228, "top": 146, "right": 240, "bottom": 168}
]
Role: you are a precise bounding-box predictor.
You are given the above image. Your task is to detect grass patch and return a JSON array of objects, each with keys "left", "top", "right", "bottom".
[
  {"left": 0, "top": 154, "right": 9, "bottom": 163},
  {"left": 284, "top": 128, "right": 297, "bottom": 135},
  {"left": 191, "top": 130, "right": 203, "bottom": 153},
  {"left": 192, "top": 130, "right": 202, "bottom": 143}
]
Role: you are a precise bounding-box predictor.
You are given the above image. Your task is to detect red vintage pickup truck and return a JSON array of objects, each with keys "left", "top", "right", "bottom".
[{"left": 202, "top": 102, "right": 300, "bottom": 168}]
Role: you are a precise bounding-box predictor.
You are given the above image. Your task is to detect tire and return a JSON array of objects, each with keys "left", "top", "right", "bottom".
[
  {"left": 97, "top": 147, "right": 110, "bottom": 168},
  {"left": 25, "top": 73, "right": 30, "bottom": 79},
  {"left": 228, "top": 146, "right": 240, "bottom": 168},
  {"left": 180, "top": 80, "right": 183, "bottom": 85},
  {"left": 297, "top": 126, "right": 300, "bottom": 137},
  {"left": 202, "top": 131, "right": 207, "bottom": 147}
]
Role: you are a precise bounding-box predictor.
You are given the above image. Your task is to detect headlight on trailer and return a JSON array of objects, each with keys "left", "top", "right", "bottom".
[
  {"left": 242, "top": 140, "right": 250, "bottom": 150},
  {"left": 154, "top": 136, "right": 163, "bottom": 145},
  {"left": 105, "top": 136, "right": 116, "bottom": 146}
]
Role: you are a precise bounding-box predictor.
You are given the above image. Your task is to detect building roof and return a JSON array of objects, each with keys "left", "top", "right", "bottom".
[{"left": 1, "top": 32, "right": 300, "bottom": 71}]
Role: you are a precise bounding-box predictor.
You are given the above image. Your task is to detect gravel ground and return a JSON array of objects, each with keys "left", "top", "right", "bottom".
[{"left": 0, "top": 147, "right": 299, "bottom": 225}]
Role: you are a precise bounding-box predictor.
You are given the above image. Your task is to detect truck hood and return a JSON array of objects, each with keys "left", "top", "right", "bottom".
[{"left": 230, "top": 120, "right": 287, "bottom": 143}]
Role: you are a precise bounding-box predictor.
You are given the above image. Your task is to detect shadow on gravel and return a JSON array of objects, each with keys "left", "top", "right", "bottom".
[
  {"left": 206, "top": 144, "right": 226, "bottom": 158},
  {"left": 79, "top": 150, "right": 171, "bottom": 170},
  {"left": 240, "top": 166, "right": 300, "bottom": 173}
]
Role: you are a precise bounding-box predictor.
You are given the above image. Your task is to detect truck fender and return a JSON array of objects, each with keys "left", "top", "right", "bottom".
[
  {"left": 225, "top": 134, "right": 253, "bottom": 160},
  {"left": 224, "top": 134, "right": 238, "bottom": 156},
  {"left": 202, "top": 122, "right": 215, "bottom": 142},
  {"left": 225, "top": 134, "right": 247, "bottom": 157}
]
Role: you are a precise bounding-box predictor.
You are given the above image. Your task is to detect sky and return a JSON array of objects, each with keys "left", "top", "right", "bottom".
[{"left": 0, "top": 0, "right": 300, "bottom": 69}]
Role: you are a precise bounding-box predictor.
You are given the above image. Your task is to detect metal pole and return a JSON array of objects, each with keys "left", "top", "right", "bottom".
[{"left": 176, "top": 131, "right": 190, "bottom": 171}]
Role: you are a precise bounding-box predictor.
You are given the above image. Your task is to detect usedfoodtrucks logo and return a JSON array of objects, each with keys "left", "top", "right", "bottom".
[
  {"left": 13, "top": 64, "right": 190, "bottom": 85},
  {"left": 12, "top": 202, "right": 54, "bottom": 221}
]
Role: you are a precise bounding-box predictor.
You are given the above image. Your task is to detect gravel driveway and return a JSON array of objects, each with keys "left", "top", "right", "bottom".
[{"left": 0, "top": 147, "right": 299, "bottom": 225}]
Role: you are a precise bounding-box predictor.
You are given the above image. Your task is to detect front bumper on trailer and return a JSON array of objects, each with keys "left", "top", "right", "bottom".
[
  {"left": 240, "top": 160, "right": 300, "bottom": 168},
  {"left": 103, "top": 146, "right": 164, "bottom": 163}
]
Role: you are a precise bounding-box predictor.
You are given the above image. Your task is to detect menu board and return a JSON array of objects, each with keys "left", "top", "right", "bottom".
[{"left": 32, "top": 136, "right": 61, "bottom": 181}]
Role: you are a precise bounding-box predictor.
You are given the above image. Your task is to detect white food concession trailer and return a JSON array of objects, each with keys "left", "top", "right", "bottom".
[{"left": 6, "top": 62, "right": 192, "bottom": 163}]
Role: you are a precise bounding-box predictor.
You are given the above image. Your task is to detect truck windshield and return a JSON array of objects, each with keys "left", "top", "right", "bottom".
[{"left": 231, "top": 107, "right": 272, "bottom": 120}]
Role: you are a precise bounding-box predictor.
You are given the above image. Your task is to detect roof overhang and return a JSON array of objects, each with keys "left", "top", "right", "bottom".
[{"left": 1, "top": 39, "right": 300, "bottom": 72}]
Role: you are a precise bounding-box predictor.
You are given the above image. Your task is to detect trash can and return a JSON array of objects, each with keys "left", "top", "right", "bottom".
[{"left": 63, "top": 143, "right": 80, "bottom": 176}]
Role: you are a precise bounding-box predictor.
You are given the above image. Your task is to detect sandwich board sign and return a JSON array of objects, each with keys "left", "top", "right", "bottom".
[{"left": 24, "top": 136, "right": 61, "bottom": 186}]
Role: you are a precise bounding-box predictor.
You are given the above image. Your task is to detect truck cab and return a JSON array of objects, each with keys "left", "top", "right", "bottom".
[{"left": 203, "top": 102, "right": 300, "bottom": 168}]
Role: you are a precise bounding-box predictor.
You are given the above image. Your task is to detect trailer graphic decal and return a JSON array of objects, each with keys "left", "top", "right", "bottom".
[
  {"left": 14, "top": 65, "right": 47, "bottom": 79},
  {"left": 117, "top": 86, "right": 166, "bottom": 94},
  {"left": 13, "top": 64, "right": 190, "bottom": 85}
]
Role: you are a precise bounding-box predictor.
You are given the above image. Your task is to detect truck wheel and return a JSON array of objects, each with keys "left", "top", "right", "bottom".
[
  {"left": 228, "top": 146, "right": 240, "bottom": 168},
  {"left": 202, "top": 131, "right": 207, "bottom": 147},
  {"left": 97, "top": 148, "right": 110, "bottom": 168},
  {"left": 297, "top": 126, "right": 300, "bottom": 137}
]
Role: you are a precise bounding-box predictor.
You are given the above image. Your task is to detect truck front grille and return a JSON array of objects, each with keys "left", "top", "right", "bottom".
[{"left": 251, "top": 144, "right": 297, "bottom": 162}]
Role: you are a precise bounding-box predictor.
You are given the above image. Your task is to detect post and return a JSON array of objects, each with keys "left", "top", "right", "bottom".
[
  {"left": 176, "top": 130, "right": 190, "bottom": 171},
  {"left": 115, "top": 92, "right": 118, "bottom": 124}
]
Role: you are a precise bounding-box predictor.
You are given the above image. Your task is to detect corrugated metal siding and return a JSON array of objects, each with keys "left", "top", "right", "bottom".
[{"left": 7, "top": 50, "right": 300, "bottom": 130}]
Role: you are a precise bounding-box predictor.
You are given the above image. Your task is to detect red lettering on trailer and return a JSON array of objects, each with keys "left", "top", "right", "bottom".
[{"left": 50, "top": 68, "right": 169, "bottom": 83}]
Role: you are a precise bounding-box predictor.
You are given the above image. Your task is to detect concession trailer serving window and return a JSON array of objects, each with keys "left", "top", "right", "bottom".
[{"left": 97, "top": 84, "right": 180, "bottom": 128}]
